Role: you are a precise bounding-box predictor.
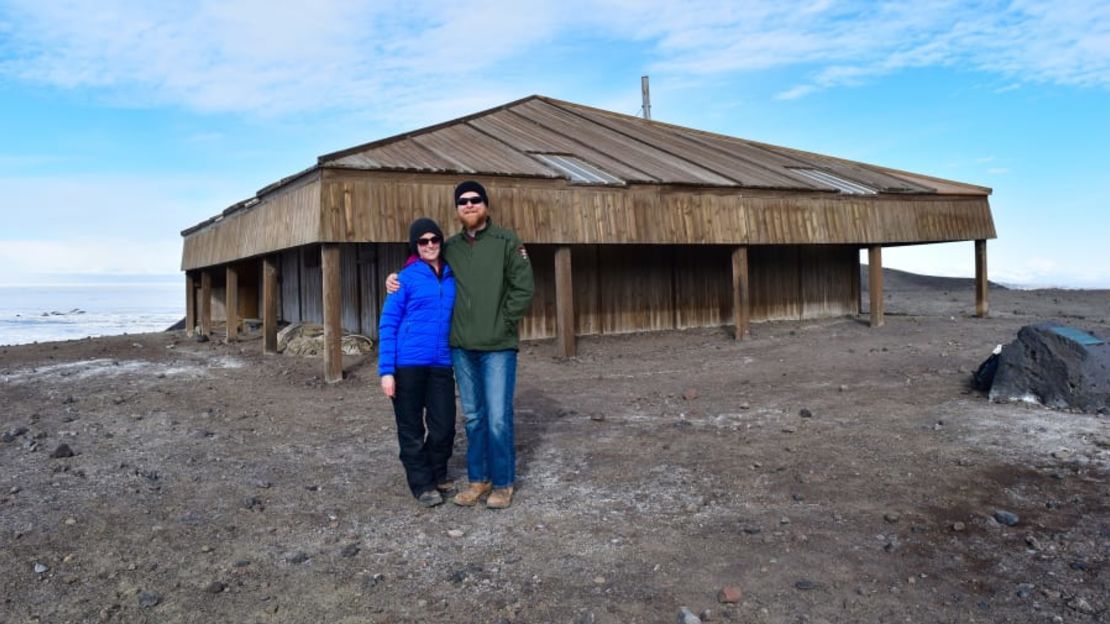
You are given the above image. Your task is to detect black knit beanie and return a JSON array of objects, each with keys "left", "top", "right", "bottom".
[
  {"left": 408, "top": 217, "right": 444, "bottom": 255},
  {"left": 453, "top": 180, "right": 488, "bottom": 206}
]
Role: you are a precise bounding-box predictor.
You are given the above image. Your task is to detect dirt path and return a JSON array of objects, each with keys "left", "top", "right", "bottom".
[{"left": 2, "top": 287, "right": 1108, "bottom": 623}]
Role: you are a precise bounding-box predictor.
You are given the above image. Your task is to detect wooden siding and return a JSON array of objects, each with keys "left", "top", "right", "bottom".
[
  {"left": 279, "top": 249, "right": 300, "bottom": 323},
  {"left": 246, "top": 241, "right": 856, "bottom": 347},
  {"left": 184, "top": 171, "right": 994, "bottom": 272},
  {"left": 519, "top": 243, "right": 856, "bottom": 338},
  {"left": 182, "top": 175, "right": 322, "bottom": 270},
  {"left": 311, "top": 171, "right": 994, "bottom": 249}
]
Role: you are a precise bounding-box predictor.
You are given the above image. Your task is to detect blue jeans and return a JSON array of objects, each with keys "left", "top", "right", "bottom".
[{"left": 451, "top": 348, "right": 517, "bottom": 488}]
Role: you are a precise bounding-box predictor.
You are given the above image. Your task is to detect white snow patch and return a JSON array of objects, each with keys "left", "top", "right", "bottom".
[
  {"left": 1, "top": 355, "right": 247, "bottom": 385},
  {"left": 956, "top": 401, "right": 1109, "bottom": 469}
]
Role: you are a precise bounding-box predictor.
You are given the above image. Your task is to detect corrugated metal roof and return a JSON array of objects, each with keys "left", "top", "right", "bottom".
[{"left": 320, "top": 95, "right": 991, "bottom": 196}]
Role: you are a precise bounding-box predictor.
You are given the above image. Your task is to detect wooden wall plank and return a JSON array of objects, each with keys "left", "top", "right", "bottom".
[
  {"left": 340, "top": 245, "right": 360, "bottom": 332},
  {"left": 280, "top": 249, "right": 300, "bottom": 323},
  {"left": 300, "top": 246, "right": 324, "bottom": 324}
]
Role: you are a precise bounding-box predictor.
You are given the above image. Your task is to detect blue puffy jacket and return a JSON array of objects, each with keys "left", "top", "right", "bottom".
[{"left": 378, "top": 259, "right": 456, "bottom": 376}]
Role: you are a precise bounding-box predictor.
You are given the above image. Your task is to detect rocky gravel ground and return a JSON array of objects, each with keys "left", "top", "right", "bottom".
[{"left": 1, "top": 285, "right": 1108, "bottom": 623}]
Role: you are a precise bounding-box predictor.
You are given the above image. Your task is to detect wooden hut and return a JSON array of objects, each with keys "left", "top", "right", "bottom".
[{"left": 180, "top": 95, "right": 995, "bottom": 381}]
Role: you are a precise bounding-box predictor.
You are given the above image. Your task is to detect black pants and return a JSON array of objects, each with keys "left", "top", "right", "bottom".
[{"left": 391, "top": 366, "right": 456, "bottom": 497}]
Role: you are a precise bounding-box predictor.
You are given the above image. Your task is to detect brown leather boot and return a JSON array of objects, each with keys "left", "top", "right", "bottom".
[
  {"left": 485, "top": 486, "right": 514, "bottom": 510},
  {"left": 451, "top": 481, "right": 491, "bottom": 506}
]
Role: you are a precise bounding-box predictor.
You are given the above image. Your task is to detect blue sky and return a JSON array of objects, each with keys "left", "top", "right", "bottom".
[{"left": 1, "top": 0, "right": 1108, "bottom": 287}]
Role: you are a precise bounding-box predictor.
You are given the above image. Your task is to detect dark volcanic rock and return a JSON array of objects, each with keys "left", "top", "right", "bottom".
[
  {"left": 50, "top": 443, "right": 75, "bottom": 458},
  {"left": 987, "top": 322, "right": 1110, "bottom": 413}
]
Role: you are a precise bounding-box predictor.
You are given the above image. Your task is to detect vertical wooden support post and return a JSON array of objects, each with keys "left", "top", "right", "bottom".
[
  {"left": 322, "top": 244, "right": 343, "bottom": 383},
  {"left": 262, "top": 256, "right": 278, "bottom": 354},
  {"left": 554, "top": 246, "right": 575, "bottom": 357},
  {"left": 199, "top": 270, "right": 212, "bottom": 336},
  {"left": 225, "top": 265, "right": 239, "bottom": 342},
  {"left": 185, "top": 272, "right": 196, "bottom": 336},
  {"left": 975, "top": 239, "right": 989, "bottom": 318},
  {"left": 868, "top": 246, "right": 884, "bottom": 328},
  {"left": 731, "top": 246, "right": 750, "bottom": 339}
]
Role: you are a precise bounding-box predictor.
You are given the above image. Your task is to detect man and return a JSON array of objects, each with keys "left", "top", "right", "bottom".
[{"left": 388, "top": 180, "right": 534, "bottom": 509}]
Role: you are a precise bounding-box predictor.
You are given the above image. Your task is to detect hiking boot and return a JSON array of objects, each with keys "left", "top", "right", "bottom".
[
  {"left": 486, "top": 486, "right": 514, "bottom": 510},
  {"left": 451, "top": 481, "right": 491, "bottom": 507},
  {"left": 416, "top": 490, "right": 443, "bottom": 508},
  {"left": 435, "top": 480, "right": 457, "bottom": 497}
]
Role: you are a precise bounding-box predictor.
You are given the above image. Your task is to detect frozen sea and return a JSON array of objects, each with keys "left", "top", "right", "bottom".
[{"left": 0, "top": 282, "right": 183, "bottom": 346}]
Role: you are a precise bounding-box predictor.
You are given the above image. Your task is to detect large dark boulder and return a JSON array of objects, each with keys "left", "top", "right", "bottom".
[{"left": 988, "top": 322, "right": 1110, "bottom": 413}]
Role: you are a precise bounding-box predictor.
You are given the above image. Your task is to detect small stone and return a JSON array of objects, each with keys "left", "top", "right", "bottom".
[
  {"left": 794, "top": 579, "right": 818, "bottom": 590},
  {"left": 779, "top": 516, "right": 791, "bottom": 525},
  {"left": 138, "top": 591, "right": 162, "bottom": 608},
  {"left": 951, "top": 521, "right": 966, "bottom": 531},
  {"left": 884, "top": 512, "right": 901, "bottom": 523},
  {"left": 781, "top": 425, "right": 796, "bottom": 433},
  {"left": 252, "top": 479, "right": 272, "bottom": 489},
  {"left": 698, "top": 608, "right": 714, "bottom": 622},
  {"left": 204, "top": 580, "right": 226, "bottom": 594},
  {"left": 241, "top": 496, "right": 264, "bottom": 511},
  {"left": 447, "top": 529, "right": 464, "bottom": 538},
  {"left": 593, "top": 576, "right": 606, "bottom": 585},
  {"left": 49, "top": 443, "right": 75, "bottom": 458},
  {"left": 676, "top": 607, "right": 703, "bottom": 624},
  {"left": 993, "top": 510, "right": 1019, "bottom": 526},
  {"left": 717, "top": 585, "right": 743, "bottom": 603},
  {"left": 340, "top": 543, "right": 360, "bottom": 558},
  {"left": 1069, "top": 560, "right": 1088, "bottom": 571},
  {"left": 33, "top": 562, "right": 49, "bottom": 574},
  {"left": 200, "top": 545, "right": 213, "bottom": 553},
  {"left": 682, "top": 388, "right": 698, "bottom": 401},
  {"left": 64, "top": 517, "right": 77, "bottom": 526},
  {"left": 589, "top": 413, "right": 606, "bottom": 421},
  {"left": 1015, "top": 583, "right": 1035, "bottom": 599},
  {"left": 838, "top": 385, "right": 848, "bottom": 392},
  {"left": 799, "top": 408, "right": 813, "bottom": 418},
  {"left": 1067, "top": 597, "right": 1095, "bottom": 614},
  {"left": 283, "top": 551, "right": 309, "bottom": 564}
]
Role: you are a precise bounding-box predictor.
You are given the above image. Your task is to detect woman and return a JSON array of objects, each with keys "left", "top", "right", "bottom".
[{"left": 378, "top": 218, "right": 457, "bottom": 507}]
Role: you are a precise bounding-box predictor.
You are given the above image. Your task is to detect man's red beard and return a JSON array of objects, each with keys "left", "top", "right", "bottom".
[{"left": 458, "top": 210, "right": 487, "bottom": 230}]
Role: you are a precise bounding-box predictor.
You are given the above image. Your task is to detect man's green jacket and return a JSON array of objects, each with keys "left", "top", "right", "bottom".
[{"left": 443, "top": 220, "right": 534, "bottom": 351}]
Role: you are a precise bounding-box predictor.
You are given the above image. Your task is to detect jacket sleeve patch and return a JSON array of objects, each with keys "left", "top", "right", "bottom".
[{"left": 516, "top": 245, "right": 529, "bottom": 261}]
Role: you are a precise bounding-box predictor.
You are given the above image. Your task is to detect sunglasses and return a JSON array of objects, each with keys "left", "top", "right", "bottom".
[
  {"left": 416, "top": 235, "right": 442, "bottom": 247},
  {"left": 456, "top": 196, "right": 485, "bottom": 206}
]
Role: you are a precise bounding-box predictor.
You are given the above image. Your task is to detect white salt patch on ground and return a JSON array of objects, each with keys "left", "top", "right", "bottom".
[
  {"left": 1, "top": 355, "right": 247, "bottom": 385},
  {"left": 955, "top": 400, "right": 1109, "bottom": 469}
]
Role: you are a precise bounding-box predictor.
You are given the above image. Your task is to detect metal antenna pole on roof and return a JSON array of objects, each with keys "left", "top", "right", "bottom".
[{"left": 641, "top": 75, "right": 651, "bottom": 120}]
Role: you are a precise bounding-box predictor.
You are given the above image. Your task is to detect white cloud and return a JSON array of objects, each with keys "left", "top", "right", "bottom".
[{"left": 1, "top": 0, "right": 1108, "bottom": 117}]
